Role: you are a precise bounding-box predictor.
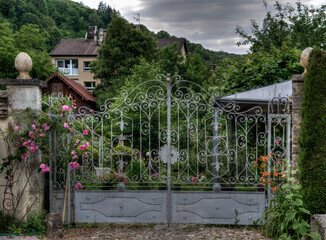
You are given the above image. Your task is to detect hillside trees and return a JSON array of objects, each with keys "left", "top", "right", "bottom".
[{"left": 0, "top": 22, "right": 56, "bottom": 80}]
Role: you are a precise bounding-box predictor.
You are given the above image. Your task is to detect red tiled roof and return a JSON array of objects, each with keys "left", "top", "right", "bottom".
[
  {"left": 45, "top": 72, "right": 95, "bottom": 102},
  {"left": 155, "top": 38, "right": 187, "bottom": 53},
  {"left": 49, "top": 39, "right": 99, "bottom": 56}
]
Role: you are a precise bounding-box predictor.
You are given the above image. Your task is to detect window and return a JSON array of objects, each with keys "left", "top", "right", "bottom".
[
  {"left": 84, "top": 61, "right": 91, "bottom": 71},
  {"left": 56, "top": 59, "right": 78, "bottom": 76},
  {"left": 52, "top": 83, "right": 63, "bottom": 97},
  {"left": 84, "top": 82, "right": 96, "bottom": 91}
]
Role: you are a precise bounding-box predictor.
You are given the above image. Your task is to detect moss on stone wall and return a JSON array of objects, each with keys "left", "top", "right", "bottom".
[{"left": 299, "top": 48, "right": 326, "bottom": 214}]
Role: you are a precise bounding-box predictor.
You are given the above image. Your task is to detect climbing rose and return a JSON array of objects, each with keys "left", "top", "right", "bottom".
[
  {"left": 62, "top": 105, "right": 69, "bottom": 111},
  {"left": 40, "top": 164, "right": 46, "bottom": 169},
  {"left": 30, "top": 147, "right": 35, "bottom": 152},
  {"left": 83, "top": 130, "right": 88, "bottom": 135},
  {"left": 64, "top": 123, "right": 69, "bottom": 128},
  {"left": 14, "top": 126, "right": 19, "bottom": 131}
]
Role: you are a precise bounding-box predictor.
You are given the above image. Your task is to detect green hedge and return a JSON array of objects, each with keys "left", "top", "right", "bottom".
[{"left": 299, "top": 48, "right": 326, "bottom": 214}]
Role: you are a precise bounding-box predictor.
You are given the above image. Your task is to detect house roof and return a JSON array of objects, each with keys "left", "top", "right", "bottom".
[
  {"left": 45, "top": 72, "right": 95, "bottom": 102},
  {"left": 49, "top": 39, "right": 99, "bottom": 56},
  {"left": 220, "top": 80, "right": 292, "bottom": 103},
  {"left": 155, "top": 38, "right": 188, "bottom": 53}
]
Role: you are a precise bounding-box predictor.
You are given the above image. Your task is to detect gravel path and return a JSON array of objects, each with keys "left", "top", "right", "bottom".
[{"left": 0, "top": 224, "right": 271, "bottom": 240}]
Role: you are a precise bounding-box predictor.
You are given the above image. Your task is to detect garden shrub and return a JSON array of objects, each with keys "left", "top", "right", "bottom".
[{"left": 299, "top": 48, "right": 326, "bottom": 214}]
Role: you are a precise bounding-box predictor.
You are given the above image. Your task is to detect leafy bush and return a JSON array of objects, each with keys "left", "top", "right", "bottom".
[
  {"left": 261, "top": 170, "right": 321, "bottom": 240},
  {"left": 299, "top": 48, "right": 326, "bottom": 214},
  {"left": 0, "top": 211, "right": 19, "bottom": 233},
  {"left": 21, "top": 209, "right": 47, "bottom": 233}
]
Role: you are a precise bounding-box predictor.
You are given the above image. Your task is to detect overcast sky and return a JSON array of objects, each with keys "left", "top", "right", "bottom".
[{"left": 72, "top": 0, "right": 323, "bottom": 54}]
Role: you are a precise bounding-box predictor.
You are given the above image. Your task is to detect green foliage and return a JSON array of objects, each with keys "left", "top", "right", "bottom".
[
  {"left": 0, "top": 22, "right": 56, "bottom": 79},
  {"left": 261, "top": 170, "right": 321, "bottom": 240},
  {"left": 298, "top": 48, "right": 326, "bottom": 214},
  {"left": 21, "top": 210, "right": 47, "bottom": 233},
  {"left": 211, "top": 41, "right": 303, "bottom": 95},
  {"left": 92, "top": 14, "right": 158, "bottom": 101},
  {"left": 236, "top": 1, "right": 326, "bottom": 53},
  {"left": 0, "top": 0, "right": 118, "bottom": 50},
  {"left": 0, "top": 210, "right": 47, "bottom": 234},
  {"left": 0, "top": 211, "right": 19, "bottom": 233}
]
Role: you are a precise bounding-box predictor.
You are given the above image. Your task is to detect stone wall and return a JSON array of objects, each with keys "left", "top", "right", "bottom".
[
  {"left": 291, "top": 74, "right": 304, "bottom": 172},
  {"left": 0, "top": 79, "right": 46, "bottom": 221}
]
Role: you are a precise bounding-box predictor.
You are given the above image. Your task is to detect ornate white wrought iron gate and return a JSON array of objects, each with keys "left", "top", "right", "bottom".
[{"left": 48, "top": 75, "right": 291, "bottom": 225}]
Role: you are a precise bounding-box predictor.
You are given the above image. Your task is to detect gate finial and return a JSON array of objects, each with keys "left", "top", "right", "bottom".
[
  {"left": 166, "top": 73, "right": 171, "bottom": 82},
  {"left": 15, "top": 52, "right": 32, "bottom": 79}
]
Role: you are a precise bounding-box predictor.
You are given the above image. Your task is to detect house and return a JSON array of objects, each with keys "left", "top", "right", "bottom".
[
  {"left": 49, "top": 26, "right": 188, "bottom": 89},
  {"left": 49, "top": 27, "right": 105, "bottom": 91},
  {"left": 155, "top": 37, "right": 188, "bottom": 59},
  {"left": 43, "top": 72, "right": 96, "bottom": 111}
]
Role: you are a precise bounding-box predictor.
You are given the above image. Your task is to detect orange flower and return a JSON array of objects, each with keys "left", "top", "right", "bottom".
[
  {"left": 261, "top": 156, "right": 268, "bottom": 162},
  {"left": 270, "top": 152, "right": 274, "bottom": 157},
  {"left": 274, "top": 172, "right": 278, "bottom": 177},
  {"left": 267, "top": 180, "right": 271, "bottom": 184},
  {"left": 262, "top": 171, "right": 270, "bottom": 177},
  {"left": 271, "top": 186, "right": 278, "bottom": 192},
  {"left": 281, "top": 172, "right": 285, "bottom": 176}
]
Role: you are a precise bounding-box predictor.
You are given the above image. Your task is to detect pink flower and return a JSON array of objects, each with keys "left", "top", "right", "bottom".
[
  {"left": 76, "top": 139, "right": 80, "bottom": 144},
  {"left": 20, "top": 153, "right": 28, "bottom": 159},
  {"left": 23, "top": 142, "right": 29, "bottom": 147},
  {"left": 72, "top": 162, "right": 79, "bottom": 169},
  {"left": 28, "top": 140, "right": 31, "bottom": 143},
  {"left": 62, "top": 105, "right": 69, "bottom": 111},
  {"left": 82, "top": 152, "right": 88, "bottom": 157},
  {"left": 45, "top": 167, "right": 50, "bottom": 172},
  {"left": 90, "top": 109, "right": 94, "bottom": 113},
  {"left": 44, "top": 126, "right": 50, "bottom": 131},
  {"left": 75, "top": 182, "right": 83, "bottom": 190},
  {"left": 68, "top": 162, "right": 74, "bottom": 168},
  {"left": 40, "top": 164, "right": 46, "bottom": 169},
  {"left": 32, "top": 125, "right": 36, "bottom": 130},
  {"left": 30, "top": 147, "right": 35, "bottom": 152},
  {"left": 39, "top": 133, "right": 44, "bottom": 138},
  {"left": 30, "top": 142, "right": 34, "bottom": 147},
  {"left": 69, "top": 128, "right": 74, "bottom": 132},
  {"left": 83, "top": 130, "right": 88, "bottom": 135},
  {"left": 276, "top": 139, "right": 280, "bottom": 144},
  {"left": 64, "top": 123, "right": 69, "bottom": 128},
  {"left": 41, "top": 169, "right": 47, "bottom": 173},
  {"left": 86, "top": 142, "right": 89, "bottom": 148},
  {"left": 72, "top": 155, "right": 78, "bottom": 159},
  {"left": 35, "top": 146, "right": 39, "bottom": 150},
  {"left": 80, "top": 145, "right": 85, "bottom": 151},
  {"left": 29, "top": 132, "right": 34, "bottom": 137},
  {"left": 14, "top": 126, "right": 19, "bottom": 131},
  {"left": 42, "top": 123, "right": 47, "bottom": 128},
  {"left": 71, "top": 150, "right": 76, "bottom": 155},
  {"left": 153, "top": 173, "right": 157, "bottom": 177}
]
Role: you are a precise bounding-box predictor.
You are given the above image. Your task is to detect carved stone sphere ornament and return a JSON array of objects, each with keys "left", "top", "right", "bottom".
[
  {"left": 15, "top": 52, "right": 32, "bottom": 79},
  {"left": 300, "top": 47, "right": 313, "bottom": 75}
]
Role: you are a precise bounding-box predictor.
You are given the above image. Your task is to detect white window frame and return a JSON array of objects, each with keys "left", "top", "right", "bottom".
[
  {"left": 56, "top": 59, "right": 78, "bottom": 76},
  {"left": 84, "top": 61, "right": 91, "bottom": 72},
  {"left": 84, "top": 81, "right": 96, "bottom": 91}
]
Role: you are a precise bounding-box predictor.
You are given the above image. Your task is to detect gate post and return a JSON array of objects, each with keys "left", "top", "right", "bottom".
[
  {"left": 0, "top": 53, "right": 47, "bottom": 219},
  {"left": 166, "top": 74, "right": 172, "bottom": 224}
]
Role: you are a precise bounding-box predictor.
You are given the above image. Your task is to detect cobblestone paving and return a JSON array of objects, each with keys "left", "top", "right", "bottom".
[
  {"left": 55, "top": 224, "right": 270, "bottom": 240},
  {"left": 0, "top": 224, "right": 272, "bottom": 240}
]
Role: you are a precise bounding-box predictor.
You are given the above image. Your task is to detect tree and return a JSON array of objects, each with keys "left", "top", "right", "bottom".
[
  {"left": 0, "top": 22, "right": 56, "bottom": 80},
  {"left": 211, "top": 40, "right": 303, "bottom": 95},
  {"left": 299, "top": 48, "right": 326, "bottom": 214},
  {"left": 236, "top": 1, "right": 326, "bottom": 53},
  {"left": 91, "top": 14, "right": 158, "bottom": 102}
]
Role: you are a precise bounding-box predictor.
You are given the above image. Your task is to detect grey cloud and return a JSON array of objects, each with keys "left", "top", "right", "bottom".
[{"left": 121, "top": 0, "right": 319, "bottom": 53}]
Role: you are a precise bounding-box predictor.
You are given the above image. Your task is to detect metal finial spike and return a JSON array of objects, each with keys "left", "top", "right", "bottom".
[{"left": 166, "top": 74, "right": 171, "bottom": 82}]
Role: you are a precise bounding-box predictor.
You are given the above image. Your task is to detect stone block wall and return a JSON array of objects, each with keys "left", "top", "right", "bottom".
[{"left": 291, "top": 74, "right": 304, "bottom": 172}]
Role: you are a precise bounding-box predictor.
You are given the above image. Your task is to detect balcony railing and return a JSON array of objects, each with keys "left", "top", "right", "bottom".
[{"left": 59, "top": 68, "right": 78, "bottom": 76}]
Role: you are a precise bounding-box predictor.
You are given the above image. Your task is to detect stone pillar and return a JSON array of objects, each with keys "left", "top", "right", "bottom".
[
  {"left": 0, "top": 52, "right": 47, "bottom": 219},
  {"left": 291, "top": 74, "right": 304, "bottom": 172}
]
